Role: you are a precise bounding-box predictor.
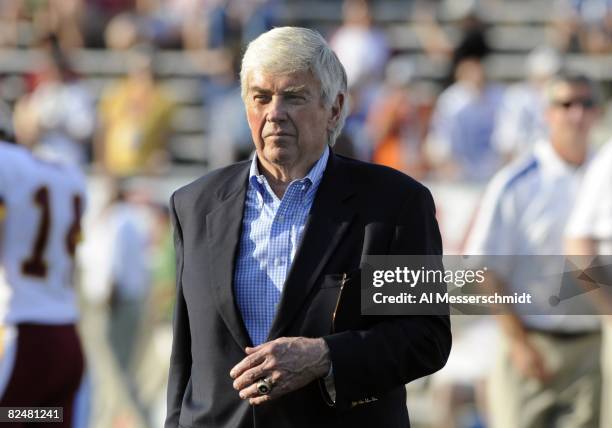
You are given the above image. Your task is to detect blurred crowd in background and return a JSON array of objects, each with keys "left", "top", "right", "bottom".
[{"left": 1, "top": 0, "right": 612, "bottom": 427}]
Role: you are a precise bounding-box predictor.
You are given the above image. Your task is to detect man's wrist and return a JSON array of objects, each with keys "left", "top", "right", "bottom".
[
  {"left": 312, "top": 337, "right": 331, "bottom": 378},
  {"left": 317, "top": 338, "right": 337, "bottom": 405}
]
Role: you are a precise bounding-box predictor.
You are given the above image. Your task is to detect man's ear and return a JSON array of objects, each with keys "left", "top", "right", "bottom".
[{"left": 328, "top": 93, "right": 345, "bottom": 131}]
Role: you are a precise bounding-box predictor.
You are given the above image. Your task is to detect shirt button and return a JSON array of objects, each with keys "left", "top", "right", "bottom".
[
  {"left": 278, "top": 214, "right": 285, "bottom": 222},
  {"left": 274, "top": 258, "right": 282, "bottom": 266}
]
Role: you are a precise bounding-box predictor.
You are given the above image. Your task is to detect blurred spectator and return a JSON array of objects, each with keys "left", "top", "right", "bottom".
[
  {"left": 367, "top": 56, "right": 434, "bottom": 179},
  {"left": 553, "top": 0, "right": 612, "bottom": 53},
  {"left": 79, "top": 178, "right": 154, "bottom": 427},
  {"left": 148, "top": 204, "right": 176, "bottom": 324},
  {"left": 95, "top": 45, "right": 176, "bottom": 177},
  {"left": 231, "top": 0, "right": 278, "bottom": 45},
  {"left": 330, "top": 0, "right": 389, "bottom": 90},
  {"left": 492, "top": 46, "right": 562, "bottom": 161},
  {"left": 0, "top": 0, "right": 86, "bottom": 48},
  {"left": 340, "top": 85, "right": 373, "bottom": 162},
  {"left": 181, "top": 0, "right": 231, "bottom": 50},
  {"left": 566, "top": 139, "right": 612, "bottom": 428},
  {"left": 566, "top": 138, "right": 612, "bottom": 268},
  {"left": 181, "top": 0, "right": 277, "bottom": 51},
  {"left": 413, "top": 0, "right": 490, "bottom": 71},
  {"left": 4, "top": 0, "right": 279, "bottom": 52},
  {"left": 445, "top": 1, "right": 489, "bottom": 83},
  {"left": 136, "top": 0, "right": 203, "bottom": 49},
  {"left": 204, "top": 48, "right": 252, "bottom": 169},
  {"left": 82, "top": 0, "right": 136, "bottom": 48},
  {"left": 104, "top": 183, "right": 153, "bottom": 374},
  {"left": 429, "top": 320, "right": 499, "bottom": 428},
  {"left": 426, "top": 30, "right": 504, "bottom": 181},
  {"left": 16, "top": 35, "right": 95, "bottom": 165},
  {"left": 131, "top": 202, "right": 175, "bottom": 427},
  {"left": 104, "top": 12, "right": 141, "bottom": 50},
  {"left": 0, "top": 1, "right": 23, "bottom": 47},
  {"left": 0, "top": 100, "right": 14, "bottom": 141},
  {"left": 329, "top": 0, "right": 390, "bottom": 163},
  {"left": 105, "top": 184, "right": 154, "bottom": 423},
  {"left": 40, "top": 0, "right": 86, "bottom": 48},
  {"left": 411, "top": 0, "right": 454, "bottom": 61},
  {"left": 467, "top": 72, "right": 603, "bottom": 428}
]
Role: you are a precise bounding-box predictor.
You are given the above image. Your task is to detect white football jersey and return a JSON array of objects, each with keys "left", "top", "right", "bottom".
[{"left": 0, "top": 141, "right": 86, "bottom": 324}]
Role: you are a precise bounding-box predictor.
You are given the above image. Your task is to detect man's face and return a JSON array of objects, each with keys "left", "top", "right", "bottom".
[
  {"left": 546, "top": 82, "right": 599, "bottom": 146},
  {"left": 244, "top": 69, "right": 337, "bottom": 173}
]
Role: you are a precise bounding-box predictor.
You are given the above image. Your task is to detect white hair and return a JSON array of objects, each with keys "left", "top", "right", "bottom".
[{"left": 240, "top": 27, "right": 348, "bottom": 146}]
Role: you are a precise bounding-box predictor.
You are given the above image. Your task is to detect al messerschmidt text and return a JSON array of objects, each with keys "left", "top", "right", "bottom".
[{"left": 373, "top": 292, "right": 532, "bottom": 304}]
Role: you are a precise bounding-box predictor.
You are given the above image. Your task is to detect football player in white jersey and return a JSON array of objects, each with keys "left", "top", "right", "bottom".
[{"left": 0, "top": 105, "right": 86, "bottom": 427}]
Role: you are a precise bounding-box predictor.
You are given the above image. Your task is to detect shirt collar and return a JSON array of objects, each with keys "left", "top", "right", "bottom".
[
  {"left": 534, "top": 139, "right": 592, "bottom": 176},
  {"left": 249, "top": 146, "right": 330, "bottom": 199}
]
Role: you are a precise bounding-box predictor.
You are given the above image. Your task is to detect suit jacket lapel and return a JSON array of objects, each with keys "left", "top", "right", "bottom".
[
  {"left": 267, "top": 153, "right": 356, "bottom": 340},
  {"left": 206, "top": 164, "right": 253, "bottom": 349}
]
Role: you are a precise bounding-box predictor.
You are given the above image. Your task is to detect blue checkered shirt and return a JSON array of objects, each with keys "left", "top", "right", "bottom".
[{"left": 234, "top": 148, "right": 329, "bottom": 345}]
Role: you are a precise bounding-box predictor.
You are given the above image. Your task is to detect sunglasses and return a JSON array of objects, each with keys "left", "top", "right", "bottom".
[{"left": 552, "top": 98, "right": 596, "bottom": 109}]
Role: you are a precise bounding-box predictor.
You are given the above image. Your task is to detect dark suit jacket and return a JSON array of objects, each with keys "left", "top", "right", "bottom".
[{"left": 166, "top": 151, "right": 451, "bottom": 428}]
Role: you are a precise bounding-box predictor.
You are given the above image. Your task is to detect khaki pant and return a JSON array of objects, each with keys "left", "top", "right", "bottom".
[{"left": 488, "top": 331, "right": 601, "bottom": 428}]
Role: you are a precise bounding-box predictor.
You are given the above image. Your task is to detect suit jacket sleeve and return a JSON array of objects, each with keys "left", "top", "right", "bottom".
[
  {"left": 323, "top": 185, "right": 451, "bottom": 410},
  {"left": 165, "top": 193, "right": 192, "bottom": 428}
]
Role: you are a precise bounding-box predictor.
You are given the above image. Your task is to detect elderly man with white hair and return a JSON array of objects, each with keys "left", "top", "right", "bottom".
[{"left": 165, "top": 27, "right": 451, "bottom": 428}]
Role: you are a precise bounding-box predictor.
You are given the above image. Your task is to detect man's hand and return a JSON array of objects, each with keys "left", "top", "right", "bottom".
[
  {"left": 509, "top": 338, "right": 551, "bottom": 382},
  {"left": 230, "top": 337, "right": 331, "bottom": 405}
]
